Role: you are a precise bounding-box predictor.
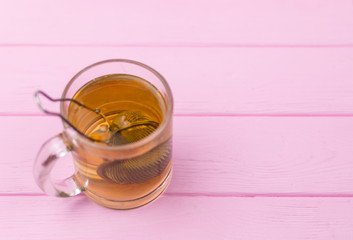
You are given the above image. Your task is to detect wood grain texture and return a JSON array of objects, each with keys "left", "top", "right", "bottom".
[
  {"left": 1, "top": 0, "right": 353, "bottom": 45},
  {"left": 1, "top": 196, "right": 353, "bottom": 240},
  {"left": 3, "top": 116, "right": 353, "bottom": 195},
  {"left": 1, "top": 47, "right": 353, "bottom": 115},
  {"left": 2, "top": 0, "right": 353, "bottom": 238}
]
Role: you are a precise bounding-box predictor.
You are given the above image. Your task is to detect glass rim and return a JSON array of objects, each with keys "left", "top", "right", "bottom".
[{"left": 60, "top": 59, "right": 173, "bottom": 151}]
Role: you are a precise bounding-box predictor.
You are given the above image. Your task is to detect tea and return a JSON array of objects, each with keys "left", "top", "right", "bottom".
[{"left": 68, "top": 74, "right": 172, "bottom": 208}]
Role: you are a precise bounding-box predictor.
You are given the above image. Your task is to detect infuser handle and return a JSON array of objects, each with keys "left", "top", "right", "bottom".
[
  {"left": 33, "top": 133, "right": 82, "bottom": 197},
  {"left": 34, "top": 90, "right": 110, "bottom": 142}
]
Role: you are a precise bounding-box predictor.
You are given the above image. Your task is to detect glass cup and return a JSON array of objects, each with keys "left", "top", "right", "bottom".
[{"left": 34, "top": 59, "right": 173, "bottom": 209}]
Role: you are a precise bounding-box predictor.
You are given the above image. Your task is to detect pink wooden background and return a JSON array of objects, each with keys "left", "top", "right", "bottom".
[{"left": 1, "top": 0, "right": 353, "bottom": 239}]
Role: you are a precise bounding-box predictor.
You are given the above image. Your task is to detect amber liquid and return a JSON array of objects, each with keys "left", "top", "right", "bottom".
[{"left": 68, "top": 74, "right": 172, "bottom": 209}]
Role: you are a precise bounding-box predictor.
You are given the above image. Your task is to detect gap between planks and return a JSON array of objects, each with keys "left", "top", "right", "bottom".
[
  {"left": 0, "top": 43, "right": 353, "bottom": 48},
  {"left": 3, "top": 113, "right": 353, "bottom": 118},
  {"left": 3, "top": 193, "right": 353, "bottom": 198}
]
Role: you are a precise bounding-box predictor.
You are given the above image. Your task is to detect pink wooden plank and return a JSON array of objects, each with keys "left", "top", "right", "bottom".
[
  {"left": 1, "top": 47, "right": 353, "bottom": 115},
  {"left": 1, "top": 195, "right": 353, "bottom": 239},
  {"left": 1, "top": 0, "right": 353, "bottom": 45},
  {"left": 3, "top": 116, "right": 353, "bottom": 195}
]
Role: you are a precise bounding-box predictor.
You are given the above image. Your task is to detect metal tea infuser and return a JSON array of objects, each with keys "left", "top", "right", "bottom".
[{"left": 34, "top": 90, "right": 171, "bottom": 184}]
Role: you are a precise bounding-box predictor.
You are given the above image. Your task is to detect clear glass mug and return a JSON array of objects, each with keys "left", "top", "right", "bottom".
[{"left": 34, "top": 59, "right": 173, "bottom": 209}]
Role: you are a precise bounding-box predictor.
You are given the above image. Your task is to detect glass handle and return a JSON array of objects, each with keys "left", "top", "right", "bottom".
[{"left": 33, "top": 133, "right": 82, "bottom": 197}]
